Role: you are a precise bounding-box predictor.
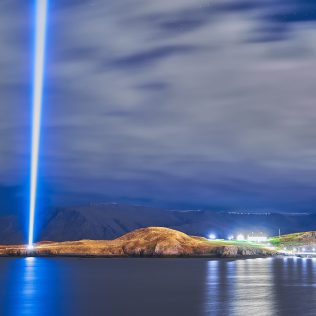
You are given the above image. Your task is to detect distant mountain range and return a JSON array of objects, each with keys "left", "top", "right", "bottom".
[{"left": 0, "top": 203, "right": 315, "bottom": 244}]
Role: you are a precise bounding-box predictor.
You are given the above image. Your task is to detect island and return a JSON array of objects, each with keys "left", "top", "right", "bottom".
[{"left": 0, "top": 227, "right": 275, "bottom": 258}]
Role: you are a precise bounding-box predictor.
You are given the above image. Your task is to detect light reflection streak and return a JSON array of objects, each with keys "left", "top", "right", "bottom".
[
  {"left": 204, "top": 259, "right": 276, "bottom": 315},
  {"left": 204, "top": 260, "right": 235, "bottom": 315},
  {"left": 233, "top": 258, "right": 276, "bottom": 315},
  {"left": 14, "top": 258, "right": 36, "bottom": 316},
  {"left": 10, "top": 258, "right": 62, "bottom": 316}
]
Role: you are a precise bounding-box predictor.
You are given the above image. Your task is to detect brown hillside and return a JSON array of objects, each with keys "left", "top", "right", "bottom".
[{"left": 0, "top": 227, "right": 274, "bottom": 258}]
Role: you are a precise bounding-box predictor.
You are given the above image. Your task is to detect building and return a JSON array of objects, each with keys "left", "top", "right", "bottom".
[{"left": 247, "top": 233, "right": 268, "bottom": 243}]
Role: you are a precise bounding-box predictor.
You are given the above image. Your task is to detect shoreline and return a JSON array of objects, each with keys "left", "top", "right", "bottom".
[{"left": 0, "top": 253, "right": 275, "bottom": 259}]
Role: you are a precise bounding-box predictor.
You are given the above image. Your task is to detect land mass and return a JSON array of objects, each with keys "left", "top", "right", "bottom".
[
  {"left": 271, "top": 231, "right": 316, "bottom": 248},
  {"left": 0, "top": 227, "right": 274, "bottom": 258}
]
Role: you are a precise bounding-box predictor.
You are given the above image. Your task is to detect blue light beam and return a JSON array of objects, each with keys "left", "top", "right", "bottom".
[{"left": 28, "top": 0, "right": 48, "bottom": 248}]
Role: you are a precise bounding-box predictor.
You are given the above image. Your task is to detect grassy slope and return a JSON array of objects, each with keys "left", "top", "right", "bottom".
[{"left": 269, "top": 231, "right": 316, "bottom": 247}]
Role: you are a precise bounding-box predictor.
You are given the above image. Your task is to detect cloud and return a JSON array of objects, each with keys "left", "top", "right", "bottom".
[
  {"left": 110, "top": 45, "right": 199, "bottom": 69},
  {"left": 1, "top": 0, "right": 316, "bottom": 211}
]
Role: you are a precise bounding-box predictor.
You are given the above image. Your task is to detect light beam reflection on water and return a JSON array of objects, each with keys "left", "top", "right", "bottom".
[{"left": 7, "top": 258, "right": 64, "bottom": 316}]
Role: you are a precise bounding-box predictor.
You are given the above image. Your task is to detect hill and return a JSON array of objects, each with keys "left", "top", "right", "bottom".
[
  {"left": 0, "top": 227, "right": 273, "bottom": 258},
  {"left": 270, "top": 231, "right": 316, "bottom": 247}
]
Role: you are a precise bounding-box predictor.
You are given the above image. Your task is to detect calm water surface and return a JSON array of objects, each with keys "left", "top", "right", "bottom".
[{"left": 0, "top": 257, "right": 315, "bottom": 316}]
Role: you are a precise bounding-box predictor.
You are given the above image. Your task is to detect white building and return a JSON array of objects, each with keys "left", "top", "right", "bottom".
[{"left": 247, "top": 234, "right": 268, "bottom": 243}]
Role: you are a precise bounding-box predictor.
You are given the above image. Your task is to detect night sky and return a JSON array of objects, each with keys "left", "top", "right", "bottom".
[{"left": 1, "top": 0, "right": 316, "bottom": 214}]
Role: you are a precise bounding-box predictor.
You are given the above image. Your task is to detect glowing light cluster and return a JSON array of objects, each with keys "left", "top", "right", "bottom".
[
  {"left": 208, "top": 233, "right": 216, "bottom": 240},
  {"left": 28, "top": 0, "right": 48, "bottom": 248}
]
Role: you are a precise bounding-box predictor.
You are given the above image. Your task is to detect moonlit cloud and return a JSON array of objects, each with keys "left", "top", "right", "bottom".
[{"left": 1, "top": 0, "right": 316, "bottom": 211}]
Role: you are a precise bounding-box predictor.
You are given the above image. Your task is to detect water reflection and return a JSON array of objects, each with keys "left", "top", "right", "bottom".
[
  {"left": 0, "top": 257, "right": 316, "bottom": 316},
  {"left": 17, "top": 258, "right": 36, "bottom": 315},
  {"left": 204, "top": 260, "right": 235, "bottom": 315},
  {"left": 204, "top": 258, "right": 276, "bottom": 315},
  {"left": 5, "top": 258, "right": 64, "bottom": 316},
  {"left": 1, "top": 258, "right": 207, "bottom": 316},
  {"left": 204, "top": 258, "right": 316, "bottom": 316},
  {"left": 233, "top": 258, "right": 276, "bottom": 315},
  {"left": 272, "top": 258, "right": 316, "bottom": 316}
]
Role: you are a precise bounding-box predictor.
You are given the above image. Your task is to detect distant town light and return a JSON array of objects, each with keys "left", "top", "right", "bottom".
[
  {"left": 237, "top": 234, "right": 245, "bottom": 241},
  {"left": 208, "top": 234, "right": 216, "bottom": 240},
  {"left": 228, "top": 235, "right": 234, "bottom": 241}
]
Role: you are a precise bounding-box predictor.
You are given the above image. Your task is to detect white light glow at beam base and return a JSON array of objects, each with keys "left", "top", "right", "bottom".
[{"left": 28, "top": 0, "right": 48, "bottom": 248}]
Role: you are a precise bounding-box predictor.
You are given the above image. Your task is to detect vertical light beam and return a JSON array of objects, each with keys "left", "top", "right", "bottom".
[{"left": 28, "top": 0, "right": 48, "bottom": 248}]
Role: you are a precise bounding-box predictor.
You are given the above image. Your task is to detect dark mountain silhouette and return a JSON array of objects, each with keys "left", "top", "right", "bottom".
[{"left": 0, "top": 203, "right": 315, "bottom": 244}]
